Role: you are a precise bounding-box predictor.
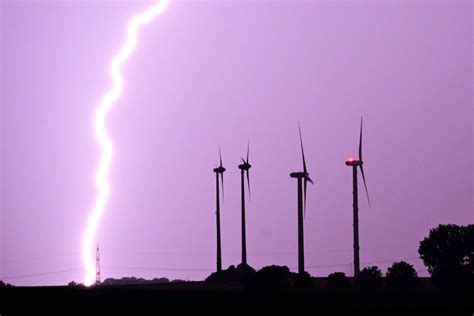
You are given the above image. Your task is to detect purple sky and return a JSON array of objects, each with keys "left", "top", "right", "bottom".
[{"left": 1, "top": 0, "right": 472, "bottom": 286}]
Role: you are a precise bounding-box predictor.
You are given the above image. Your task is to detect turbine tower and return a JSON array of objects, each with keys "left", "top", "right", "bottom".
[
  {"left": 213, "top": 147, "right": 226, "bottom": 272},
  {"left": 238, "top": 142, "right": 252, "bottom": 266},
  {"left": 290, "top": 124, "right": 314, "bottom": 275},
  {"left": 345, "top": 117, "right": 371, "bottom": 277}
]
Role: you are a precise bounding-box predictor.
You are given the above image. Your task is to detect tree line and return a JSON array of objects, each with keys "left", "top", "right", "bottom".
[{"left": 206, "top": 224, "right": 473, "bottom": 290}]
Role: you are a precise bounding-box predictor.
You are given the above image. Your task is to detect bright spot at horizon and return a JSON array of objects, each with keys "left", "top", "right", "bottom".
[{"left": 82, "top": 0, "right": 170, "bottom": 286}]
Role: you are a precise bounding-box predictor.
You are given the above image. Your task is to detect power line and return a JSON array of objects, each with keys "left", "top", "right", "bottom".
[
  {"left": 101, "top": 244, "right": 416, "bottom": 257},
  {"left": 0, "top": 244, "right": 418, "bottom": 266},
  {"left": 0, "top": 268, "right": 83, "bottom": 280},
  {"left": 0, "top": 252, "right": 80, "bottom": 264},
  {"left": 103, "top": 266, "right": 213, "bottom": 272},
  {"left": 305, "top": 257, "right": 422, "bottom": 269},
  {"left": 0, "top": 257, "right": 425, "bottom": 281},
  {"left": 101, "top": 257, "right": 423, "bottom": 273}
]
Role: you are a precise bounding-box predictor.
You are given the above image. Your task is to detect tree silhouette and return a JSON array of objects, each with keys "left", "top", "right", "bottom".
[
  {"left": 0, "top": 280, "right": 13, "bottom": 287},
  {"left": 206, "top": 264, "right": 256, "bottom": 284},
  {"left": 386, "top": 261, "right": 419, "bottom": 289},
  {"left": 356, "top": 266, "right": 382, "bottom": 289},
  {"left": 418, "top": 224, "right": 473, "bottom": 288},
  {"left": 326, "top": 272, "right": 350, "bottom": 289},
  {"left": 249, "top": 265, "right": 294, "bottom": 290}
]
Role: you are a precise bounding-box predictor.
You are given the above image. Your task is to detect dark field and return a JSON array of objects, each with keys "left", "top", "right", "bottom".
[{"left": 1, "top": 281, "right": 473, "bottom": 315}]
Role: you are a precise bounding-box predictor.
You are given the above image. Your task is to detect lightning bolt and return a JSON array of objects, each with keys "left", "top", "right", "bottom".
[{"left": 82, "top": 0, "right": 170, "bottom": 287}]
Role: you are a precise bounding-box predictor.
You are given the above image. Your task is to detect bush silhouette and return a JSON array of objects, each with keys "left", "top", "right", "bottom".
[
  {"left": 207, "top": 265, "right": 313, "bottom": 289},
  {"left": 419, "top": 224, "right": 473, "bottom": 289},
  {"left": 0, "top": 280, "right": 13, "bottom": 287},
  {"left": 249, "top": 265, "right": 294, "bottom": 290},
  {"left": 206, "top": 264, "right": 256, "bottom": 283},
  {"left": 386, "top": 261, "right": 419, "bottom": 289},
  {"left": 294, "top": 271, "right": 313, "bottom": 289},
  {"left": 326, "top": 272, "right": 350, "bottom": 289},
  {"left": 356, "top": 266, "right": 382, "bottom": 289}
]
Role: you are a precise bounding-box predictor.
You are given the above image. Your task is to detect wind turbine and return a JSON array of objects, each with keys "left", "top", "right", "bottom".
[
  {"left": 238, "top": 142, "right": 251, "bottom": 267},
  {"left": 213, "top": 147, "right": 226, "bottom": 272},
  {"left": 345, "top": 117, "right": 371, "bottom": 277},
  {"left": 290, "top": 124, "right": 314, "bottom": 275}
]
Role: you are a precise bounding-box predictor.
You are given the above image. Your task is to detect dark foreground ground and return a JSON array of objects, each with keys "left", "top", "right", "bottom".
[{"left": 1, "top": 282, "right": 473, "bottom": 315}]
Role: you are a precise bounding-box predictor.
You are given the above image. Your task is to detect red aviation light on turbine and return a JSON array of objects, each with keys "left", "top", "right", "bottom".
[{"left": 345, "top": 155, "right": 357, "bottom": 166}]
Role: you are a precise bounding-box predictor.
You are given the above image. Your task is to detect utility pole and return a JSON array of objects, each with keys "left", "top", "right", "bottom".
[{"left": 96, "top": 244, "right": 101, "bottom": 284}]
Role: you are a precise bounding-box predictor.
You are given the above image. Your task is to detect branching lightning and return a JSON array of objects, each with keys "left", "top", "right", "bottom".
[{"left": 82, "top": 0, "right": 170, "bottom": 286}]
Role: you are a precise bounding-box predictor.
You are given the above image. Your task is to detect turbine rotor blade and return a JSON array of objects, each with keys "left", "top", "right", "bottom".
[
  {"left": 246, "top": 170, "right": 251, "bottom": 201},
  {"left": 247, "top": 141, "right": 250, "bottom": 164},
  {"left": 221, "top": 173, "right": 225, "bottom": 202},
  {"left": 298, "top": 123, "right": 308, "bottom": 174},
  {"left": 219, "top": 146, "right": 223, "bottom": 168},
  {"left": 359, "top": 117, "right": 363, "bottom": 162},
  {"left": 303, "top": 178, "right": 307, "bottom": 218},
  {"left": 359, "top": 165, "right": 371, "bottom": 207}
]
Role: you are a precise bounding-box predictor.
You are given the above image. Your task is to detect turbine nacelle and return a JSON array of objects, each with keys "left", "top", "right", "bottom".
[
  {"left": 290, "top": 124, "right": 314, "bottom": 217},
  {"left": 214, "top": 146, "right": 226, "bottom": 199},
  {"left": 290, "top": 172, "right": 313, "bottom": 184},
  {"left": 238, "top": 162, "right": 251, "bottom": 170},
  {"left": 346, "top": 117, "right": 371, "bottom": 207},
  {"left": 345, "top": 159, "right": 363, "bottom": 167},
  {"left": 213, "top": 166, "right": 226, "bottom": 174},
  {"left": 239, "top": 142, "right": 252, "bottom": 199}
]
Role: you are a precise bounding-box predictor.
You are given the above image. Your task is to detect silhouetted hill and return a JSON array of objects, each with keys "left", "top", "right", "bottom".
[{"left": 1, "top": 283, "right": 473, "bottom": 315}]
